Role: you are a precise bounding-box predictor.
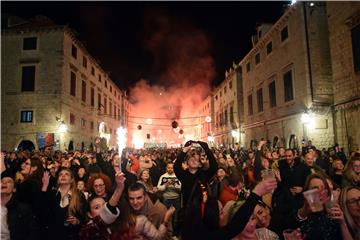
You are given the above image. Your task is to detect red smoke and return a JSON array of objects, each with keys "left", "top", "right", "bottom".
[{"left": 128, "top": 10, "right": 215, "bottom": 146}]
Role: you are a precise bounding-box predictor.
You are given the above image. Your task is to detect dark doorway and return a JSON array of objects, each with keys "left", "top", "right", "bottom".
[
  {"left": 68, "top": 140, "right": 74, "bottom": 152},
  {"left": 18, "top": 140, "right": 35, "bottom": 151}
]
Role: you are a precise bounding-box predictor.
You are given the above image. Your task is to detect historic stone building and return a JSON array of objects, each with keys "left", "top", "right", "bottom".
[
  {"left": 194, "top": 95, "right": 214, "bottom": 143},
  {"left": 1, "top": 16, "right": 130, "bottom": 151},
  {"left": 239, "top": 2, "right": 334, "bottom": 150},
  {"left": 213, "top": 63, "right": 244, "bottom": 147},
  {"left": 327, "top": 2, "right": 360, "bottom": 153}
]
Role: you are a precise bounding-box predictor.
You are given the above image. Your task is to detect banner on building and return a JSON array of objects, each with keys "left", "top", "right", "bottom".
[{"left": 37, "top": 132, "right": 59, "bottom": 149}]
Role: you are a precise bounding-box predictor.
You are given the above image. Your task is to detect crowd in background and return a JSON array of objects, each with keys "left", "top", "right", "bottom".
[{"left": 1, "top": 138, "right": 359, "bottom": 240}]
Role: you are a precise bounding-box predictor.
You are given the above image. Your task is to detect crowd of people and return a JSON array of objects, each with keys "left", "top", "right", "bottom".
[{"left": 1, "top": 139, "right": 359, "bottom": 240}]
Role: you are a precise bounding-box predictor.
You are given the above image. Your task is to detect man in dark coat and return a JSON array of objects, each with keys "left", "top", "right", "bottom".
[{"left": 1, "top": 170, "right": 38, "bottom": 240}]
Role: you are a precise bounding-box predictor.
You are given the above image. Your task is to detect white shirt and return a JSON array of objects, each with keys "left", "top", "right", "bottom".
[{"left": 1, "top": 205, "right": 10, "bottom": 240}]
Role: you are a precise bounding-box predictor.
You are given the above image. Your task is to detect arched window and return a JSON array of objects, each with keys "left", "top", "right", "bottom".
[
  {"left": 288, "top": 134, "right": 299, "bottom": 149},
  {"left": 273, "top": 136, "right": 279, "bottom": 149}
]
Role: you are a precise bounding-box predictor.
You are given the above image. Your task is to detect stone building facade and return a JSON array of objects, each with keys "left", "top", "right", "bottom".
[
  {"left": 239, "top": 2, "right": 334, "bottom": 150},
  {"left": 327, "top": 2, "right": 360, "bottom": 153},
  {"left": 1, "top": 16, "right": 130, "bottom": 151},
  {"left": 194, "top": 95, "right": 214, "bottom": 143},
  {"left": 213, "top": 63, "right": 244, "bottom": 147}
]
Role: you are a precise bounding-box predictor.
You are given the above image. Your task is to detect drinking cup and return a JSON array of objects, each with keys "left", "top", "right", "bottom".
[{"left": 303, "top": 188, "right": 323, "bottom": 212}]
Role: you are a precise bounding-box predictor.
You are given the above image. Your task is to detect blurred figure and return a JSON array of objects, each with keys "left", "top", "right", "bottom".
[
  {"left": 343, "top": 156, "right": 360, "bottom": 188},
  {"left": 339, "top": 186, "right": 360, "bottom": 239},
  {"left": 1, "top": 173, "right": 38, "bottom": 240}
]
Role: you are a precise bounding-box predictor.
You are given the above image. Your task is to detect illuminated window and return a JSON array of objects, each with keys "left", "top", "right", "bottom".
[{"left": 20, "top": 111, "right": 33, "bottom": 123}]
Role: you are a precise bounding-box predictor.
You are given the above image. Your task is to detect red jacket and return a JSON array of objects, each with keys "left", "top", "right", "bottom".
[{"left": 219, "top": 185, "right": 238, "bottom": 206}]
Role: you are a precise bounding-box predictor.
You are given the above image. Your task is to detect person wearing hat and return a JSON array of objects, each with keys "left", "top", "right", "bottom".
[{"left": 1, "top": 170, "right": 38, "bottom": 240}]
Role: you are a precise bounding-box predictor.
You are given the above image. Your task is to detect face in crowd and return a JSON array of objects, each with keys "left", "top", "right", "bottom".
[
  {"left": 187, "top": 152, "right": 200, "bottom": 170},
  {"left": 112, "top": 153, "right": 120, "bottom": 168},
  {"left": 304, "top": 153, "right": 315, "bottom": 167},
  {"left": 20, "top": 159, "right": 32, "bottom": 176},
  {"left": 140, "top": 170, "right": 150, "bottom": 182},
  {"left": 1, "top": 177, "right": 16, "bottom": 195},
  {"left": 57, "top": 169, "right": 74, "bottom": 185},
  {"left": 88, "top": 197, "right": 106, "bottom": 218},
  {"left": 285, "top": 149, "right": 295, "bottom": 165},
  {"left": 62, "top": 159, "right": 72, "bottom": 168},
  {"left": 346, "top": 188, "right": 360, "bottom": 219},
  {"left": 93, "top": 178, "right": 106, "bottom": 197},
  {"left": 77, "top": 180, "right": 86, "bottom": 192},
  {"left": 128, "top": 187, "right": 146, "bottom": 212},
  {"left": 352, "top": 160, "right": 360, "bottom": 174},
  {"left": 166, "top": 163, "right": 174, "bottom": 175},
  {"left": 278, "top": 147, "right": 285, "bottom": 157},
  {"left": 254, "top": 204, "right": 271, "bottom": 228},
  {"left": 217, "top": 168, "right": 227, "bottom": 180},
  {"left": 332, "top": 159, "right": 344, "bottom": 171},
  {"left": 78, "top": 167, "right": 86, "bottom": 177}
]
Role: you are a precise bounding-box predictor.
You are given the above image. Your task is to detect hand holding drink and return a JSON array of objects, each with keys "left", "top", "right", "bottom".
[
  {"left": 303, "top": 189, "right": 323, "bottom": 212},
  {"left": 261, "top": 169, "right": 276, "bottom": 181}
]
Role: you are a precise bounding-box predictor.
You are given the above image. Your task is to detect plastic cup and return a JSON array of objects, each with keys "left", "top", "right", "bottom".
[
  {"left": 261, "top": 169, "right": 275, "bottom": 180},
  {"left": 283, "top": 229, "right": 298, "bottom": 240},
  {"left": 326, "top": 189, "right": 340, "bottom": 211},
  {"left": 303, "top": 188, "right": 323, "bottom": 212},
  {"left": 257, "top": 228, "right": 272, "bottom": 240}
]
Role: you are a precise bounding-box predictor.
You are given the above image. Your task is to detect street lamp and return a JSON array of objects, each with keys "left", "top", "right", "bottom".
[
  {"left": 301, "top": 110, "right": 313, "bottom": 141},
  {"left": 58, "top": 121, "right": 68, "bottom": 133}
]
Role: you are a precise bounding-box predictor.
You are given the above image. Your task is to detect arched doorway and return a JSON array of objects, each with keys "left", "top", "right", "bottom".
[
  {"left": 68, "top": 140, "right": 74, "bottom": 152},
  {"left": 18, "top": 140, "right": 35, "bottom": 151}
]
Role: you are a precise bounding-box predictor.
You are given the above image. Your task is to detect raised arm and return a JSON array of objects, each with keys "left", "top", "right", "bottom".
[{"left": 198, "top": 141, "right": 218, "bottom": 181}]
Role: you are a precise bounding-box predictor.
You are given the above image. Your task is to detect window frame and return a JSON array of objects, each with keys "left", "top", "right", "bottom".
[
  {"left": 23, "top": 37, "right": 37, "bottom": 50},
  {"left": 283, "top": 69, "right": 294, "bottom": 102},
  {"left": 21, "top": 65, "right": 36, "bottom": 92},
  {"left": 20, "top": 110, "right": 33, "bottom": 123},
  {"left": 71, "top": 44, "right": 77, "bottom": 59},
  {"left": 256, "top": 88, "right": 264, "bottom": 112},
  {"left": 281, "top": 26, "right": 289, "bottom": 42}
]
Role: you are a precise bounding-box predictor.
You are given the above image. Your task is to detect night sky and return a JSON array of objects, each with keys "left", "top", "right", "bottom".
[{"left": 2, "top": 1, "right": 288, "bottom": 90}]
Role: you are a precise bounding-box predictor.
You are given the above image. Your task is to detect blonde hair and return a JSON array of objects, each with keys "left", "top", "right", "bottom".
[
  {"left": 57, "top": 168, "right": 84, "bottom": 216},
  {"left": 339, "top": 186, "right": 360, "bottom": 238},
  {"left": 343, "top": 157, "right": 360, "bottom": 186}
]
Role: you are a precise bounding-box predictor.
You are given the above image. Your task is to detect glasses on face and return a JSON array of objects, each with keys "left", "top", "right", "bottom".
[
  {"left": 347, "top": 197, "right": 360, "bottom": 207},
  {"left": 93, "top": 184, "right": 105, "bottom": 189}
]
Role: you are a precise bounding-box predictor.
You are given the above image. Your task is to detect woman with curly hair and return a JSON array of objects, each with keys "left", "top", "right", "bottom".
[{"left": 87, "top": 173, "right": 113, "bottom": 201}]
